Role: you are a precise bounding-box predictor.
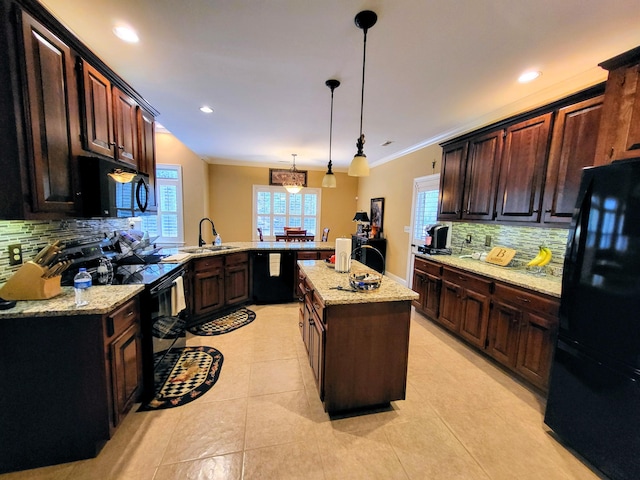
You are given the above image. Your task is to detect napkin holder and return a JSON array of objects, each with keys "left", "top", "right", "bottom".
[{"left": 0, "top": 261, "right": 62, "bottom": 300}]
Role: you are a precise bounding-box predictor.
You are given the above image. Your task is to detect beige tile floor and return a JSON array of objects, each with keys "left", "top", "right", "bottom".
[{"left": 1, "top": 303, "right": 606, "bottom": 480}]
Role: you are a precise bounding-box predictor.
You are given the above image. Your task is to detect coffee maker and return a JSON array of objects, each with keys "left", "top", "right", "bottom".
[{"left": 419, "top": 224, "right": 452, "bottom": 255}]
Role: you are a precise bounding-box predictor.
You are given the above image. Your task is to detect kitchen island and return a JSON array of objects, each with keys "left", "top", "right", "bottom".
[{"left": 297, "top": 260, "right": 418, "bottom": 413}]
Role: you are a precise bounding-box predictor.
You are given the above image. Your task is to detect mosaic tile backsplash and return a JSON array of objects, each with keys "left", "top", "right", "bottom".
[
  {"left": 450, "top": 222, "right": 569, "bottom": 276},
  {"left": 0, "top": 218, "right": 130, "bottom": 284}
]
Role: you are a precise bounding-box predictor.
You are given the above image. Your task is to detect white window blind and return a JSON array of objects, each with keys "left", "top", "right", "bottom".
[
  {"left": 412, "top": 174, "right": 440, "bottom": 246},
  {"left": 142, "top": 164, "right": 184, "bottom": 245},
  {"left": 253, "top": 186, "right": 321, "bottom": 240}
]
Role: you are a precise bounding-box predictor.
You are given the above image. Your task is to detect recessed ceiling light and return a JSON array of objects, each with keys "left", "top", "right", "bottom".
[
  {"left": 113, "top": 25, "right": 139, "bottom": 43},
  {"left": 200, "top": 106, "right": 214, "bottom": 113},
  {"left": 518, "top": 70, "right": 542, "bottom": 83}
]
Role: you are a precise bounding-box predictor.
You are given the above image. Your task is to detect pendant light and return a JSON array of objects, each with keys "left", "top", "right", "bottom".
[
  {"left": 283, "top": 153, "right": 303, "bottom": 194},
  {"left": 348, "top": 10, "right": 377, "bottom": 177},
  {"left": 322, "top": 79, "right": 340, "bottom": 188}
]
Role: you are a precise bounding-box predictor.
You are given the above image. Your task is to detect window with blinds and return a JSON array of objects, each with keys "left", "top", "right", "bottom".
[
  {"left": 412, "top": 174, "right": 440, "bottom": 246},
  {"left": 141, "top": 164, "right": 184, "bottom": 245},
  {"left": 253, "top": 186, "right": 321, "bottom": 240}
]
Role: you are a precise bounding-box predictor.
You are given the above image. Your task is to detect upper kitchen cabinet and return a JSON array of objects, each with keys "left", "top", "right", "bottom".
[
  {"left": 80, "top": 61, "right": 139, "bottom": 169},
  {"left": 542, "top": 96, "right": 603, "bottom": 224},
  {"left": 0, "top": 0, "right": 158, "bottom": 220},
  {"left": 137, "top": 107, "right": 157, "bottom": 205},
  {"left": 438, "top": 141, "right": 467, "bottom": 219},
  {"left": 495, "top": 113, "right": 552, "bottom": 223},
  {"left": 0, "top": 6, "right": 82, "bottom": 219},
  {"left": 594, "top": 46, "right": 640, "bottom": 165}
]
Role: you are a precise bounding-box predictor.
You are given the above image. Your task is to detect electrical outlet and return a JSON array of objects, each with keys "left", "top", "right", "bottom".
[
  {"left": 8, "top": 243, "right": 23, "bottom": 265},
  {"left": 485, "top": 235, "right": 492, "bottom": 247},
  {"left": 465, "top": 235, "right": 472, "bottom": 244}
]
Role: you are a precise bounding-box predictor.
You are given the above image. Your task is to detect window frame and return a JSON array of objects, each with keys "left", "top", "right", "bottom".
[{"left": 143, "top": 164, "right": 184, "bottom": 246}]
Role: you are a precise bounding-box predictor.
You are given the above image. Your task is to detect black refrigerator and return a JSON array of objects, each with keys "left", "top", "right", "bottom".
[{"left": 544, "top": 158, "right": 640, "bottom": 480}]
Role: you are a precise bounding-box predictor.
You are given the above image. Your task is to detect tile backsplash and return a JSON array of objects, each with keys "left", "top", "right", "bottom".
[
  {"left": 450, "top": 222, "right": 569, "bottom": 275},
  {"left": 0, "top": 218, "right": 129, "bottom": 284}
]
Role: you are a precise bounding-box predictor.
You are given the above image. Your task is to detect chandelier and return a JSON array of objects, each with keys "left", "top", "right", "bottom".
[{"left": 283, "top": 153, "right": 303, "bottom": 194}]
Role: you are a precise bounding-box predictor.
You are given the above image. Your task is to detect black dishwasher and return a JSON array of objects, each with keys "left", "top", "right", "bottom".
[{"left": 251, "top": 251, "right": 295, "bottom": 303}]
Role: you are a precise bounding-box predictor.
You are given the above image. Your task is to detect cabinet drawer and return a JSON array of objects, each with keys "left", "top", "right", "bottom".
[
  {"left": 225, "top": 252, "right": 248, "bottom": 266},
  {"left": 106, "top": 297, "right": 139, "bottom": 339},
  {"left": 193, "top": 256, "right": 224, "bottom": 272},
  {"left": 442, "top": 267, "right": 492, "bottom": 293},
  {"left": 414, "top": 257, "right": 442, "bottom": 277},
  {"left": 318, "top": 250, "right": 334, "bottom": 260},
  {"left": 493, "top": 283, "right": 559, "bottom": 317},
  {"left": 297, "top": 251, "right": 319, "bottom": 260}
]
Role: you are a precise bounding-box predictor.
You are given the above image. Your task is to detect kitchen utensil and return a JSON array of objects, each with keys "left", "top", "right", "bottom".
[
  {"left": 484, "top": 246, "right": 517, "bottom": 266},
  {"left": 349, "top": 271, "right": 382, "bottom": 292}
]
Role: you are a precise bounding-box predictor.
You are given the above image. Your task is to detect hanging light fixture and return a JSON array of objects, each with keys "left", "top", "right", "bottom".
[
  {"left": 107, "top": 168, "right": 137, "bottom": 183},
  {"left": 348, "top": 10, "right": 377, "bottom": 177},
  {"left": 283, "top": 153, "right": 303, "bottom": 194},
  {"left": 322, "top": 79, "right": 340, "bottom": 188}
]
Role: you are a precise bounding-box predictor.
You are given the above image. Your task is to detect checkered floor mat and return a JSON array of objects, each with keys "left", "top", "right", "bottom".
[
  {"left": 188, "top": 307, "right": 256, "bottom": 336},
  {"left": 138, "top": 346, "right": 223, "bottom": 411}
]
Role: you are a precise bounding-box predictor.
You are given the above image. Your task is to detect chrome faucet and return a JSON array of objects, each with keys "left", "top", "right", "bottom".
[{"left": 198, "top": 218, "right": 218, "bottom": 246}]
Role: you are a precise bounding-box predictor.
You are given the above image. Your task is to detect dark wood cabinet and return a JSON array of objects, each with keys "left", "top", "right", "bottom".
[
  {"left": 542, "top": 96, "right": 604, "bottom": 224},
  {"left": 299, "top": 274, "right": 325, "bottom": 394},
  {"left": 495, "top": 113, "right": 552, "bottom": 223},
  {"left": 21, "top": 10, "right": 82, "bottom": 213},
  {"left": 462, "top": 130, "right": 503, "bottom": 220},
  {"left": 0, "top": 294, "right": 142, "bottom": 473},
  {"left": 487, "top": 283, "right": 559, "bottom": 390},
  {"left": 438, "top": 141, "right": 468, "bottom": 219},
  {"left": 138, "top": 107, "right": 157, "bottom": 194},
  {"left": 351, "top": 236, "right": 386, "bottom": 273},
  {"left": 438, "top": 267, "right": 492, "bottom": 348},
  {"left": 594, "top": 47, "right": 640, "bottom": 165},
  {"left": 104, "top": 297, "right": 142, "bottom": 430},
  {"left": 224, "top": 252, "right": 250, "bottom": 307},
  {"left": 411, "top": 257, "right": 442, "bottom": 319},
  {"left": 192, "top": 256, "right": 225, "bottom": 317},
  {"left": 112, "top": 86, "right": 138, "bottom": 167}
]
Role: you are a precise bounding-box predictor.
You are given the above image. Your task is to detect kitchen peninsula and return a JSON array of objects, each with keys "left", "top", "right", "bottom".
[{"left": 297, "top": 260, "right": 418, "bottom": 413}]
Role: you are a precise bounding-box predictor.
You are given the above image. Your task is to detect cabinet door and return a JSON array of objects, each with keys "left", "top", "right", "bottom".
[
  {"left": 81, "top": 62, "right": 114, "bottom": 157},
  {"left": 137, "top": 108, "right": 156, "bottom": 207},
  {"left": 438, "top": 279, "right": 462, "bottom": 332},
  {"left": 194, "top": 265, "right": 225, "bottom": 315},
  {"left": 516, "top": 311, "right": 556, "bottom": 389},
  {"left": 543, "top": 96, "right": 603, "bottom": 224},
  {"left": 462, "top": 130, "right": 503, "bottom": 220},
  {"left": 487, "top": 299, "right": 521, "bottom": 367},
  {"left": 595, "top": 63, "right": 640, "bottom": 165},
  {"left": 20, "top": 11, "right": 81, "bottom": 214},
  {"left": 495, "top": 113, "right": 552, "bottom": 222},
  {"left": 110, "top": 322, "right": 142, "bottom": 427},
  {"left": 225, "top": 262, "right": 249, "bottom": 306},
  {"left": 309, "top": 308, "right": 325, "bottom": 397},
  {"left": 458, "top": 288, "right": 491, "bottom": 349},
  {"left": 438, "top": 141, "right": 467, "bottom": 219},
  {"left": 112, "top": 86, "right": 138, "bottom": 167},
  {"left": 411, "top": 270, "right": 427, "bottom": 310}
]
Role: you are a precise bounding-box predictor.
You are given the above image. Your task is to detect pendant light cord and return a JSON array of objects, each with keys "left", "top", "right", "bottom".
[
  {"left": 328, "top": 87, "right": 335, "bottom": 170},
  {"left": 359, "top": 29, "right": 368, "bottom": 137}
]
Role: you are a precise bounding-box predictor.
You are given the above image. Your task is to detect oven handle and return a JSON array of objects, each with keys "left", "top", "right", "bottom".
[{"left": 149, "top": 267, "right": 185, "bottom": 295}]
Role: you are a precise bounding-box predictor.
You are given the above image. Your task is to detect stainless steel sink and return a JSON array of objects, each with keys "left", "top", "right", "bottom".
[{"left": 180, "top": 245, "right": 237, "bottom": 253}]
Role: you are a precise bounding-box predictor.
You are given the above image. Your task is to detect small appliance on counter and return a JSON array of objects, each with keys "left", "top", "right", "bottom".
[{"left": 418, "top": 223, "right": 452, "bottom": 255}]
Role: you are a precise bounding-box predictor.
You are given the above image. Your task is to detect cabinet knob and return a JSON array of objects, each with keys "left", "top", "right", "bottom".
[
  {"left": 298, "top": 322, "right": 303, "bottom": 328},
  {"left": 118, "top": 145, "right": 125, "bottom": 150},
  {"left": 109, "top": 142, "right": 116, "bottom": 146},
  {"left": 545, "top": 209, "right": 552, "bottom": 213}
]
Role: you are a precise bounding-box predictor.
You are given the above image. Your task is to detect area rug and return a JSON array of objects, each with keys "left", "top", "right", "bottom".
[
  {"left": 138, "top": 346, "right": 223, "bottom": 411},
  {"left": 187, "top": 307, "right": 256, "bottom": 336}
]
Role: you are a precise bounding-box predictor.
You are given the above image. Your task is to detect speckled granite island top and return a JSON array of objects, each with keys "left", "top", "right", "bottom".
[
  {"left": 298, "top": 260, "right": 418, "bottom": 306},
  {"left": 161, "top": 241, "right": 335, "bottom": 262},
  {"left": 415, "top": 253, "right": 562, "bottom": 298},
  {"left": 0, "top": 285, "right": 143, "bottom": 318}
]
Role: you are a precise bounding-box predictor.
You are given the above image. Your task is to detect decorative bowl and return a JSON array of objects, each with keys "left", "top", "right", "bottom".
[
  {"left": 324, "top": 259, "right": 336, "bottom": 269},
  {"left": 349, "top": 271, "right": 382, "bottom": 292}
]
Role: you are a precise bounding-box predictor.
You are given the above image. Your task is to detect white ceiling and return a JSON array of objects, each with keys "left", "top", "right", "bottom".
[{"left": 40, "top": 0, "right": 640, "bottom": 172}]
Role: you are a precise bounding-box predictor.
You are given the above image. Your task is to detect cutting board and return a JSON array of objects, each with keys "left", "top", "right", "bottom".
[{"left": 484, "top": 246, "right": 517, "bottom": 266}]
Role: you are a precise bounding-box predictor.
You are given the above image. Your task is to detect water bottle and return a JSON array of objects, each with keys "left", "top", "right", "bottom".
[
  {"left": 74, "top": 268, "right": 92, "bottom": 306},
  {"left": 215, "top": 234, "right": 222, "bottom": 246}
]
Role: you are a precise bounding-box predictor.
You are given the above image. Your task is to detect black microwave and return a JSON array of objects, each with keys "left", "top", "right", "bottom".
[{"left": 78, "top": 157, "right": 156, "bottom": 218}]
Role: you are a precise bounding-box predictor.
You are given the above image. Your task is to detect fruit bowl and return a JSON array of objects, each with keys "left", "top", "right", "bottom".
[
  {"left": 324, "top": 259, "right": 335, "bottom": 269},
  {"left": 349, "top": 271, "right": 382, "bottom": 292}
]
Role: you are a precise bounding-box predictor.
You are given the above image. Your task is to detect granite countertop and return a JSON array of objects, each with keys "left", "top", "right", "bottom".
[
  {"left": 415, "top": 253, "right": 562, "bottom": 298},
  {"left": 161, "top": 241, "right": 336, "bottom": 263},
  {"left": 0, "top": 285, "right": 144, "bottom": 318},
  {"left": 299, "top": 260, "right": 418, "bottom": 306}
]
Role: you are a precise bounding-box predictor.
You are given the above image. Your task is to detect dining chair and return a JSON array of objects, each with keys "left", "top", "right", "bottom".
[{"left": 321, "top": 228, "right": 330, "bottom": 242}]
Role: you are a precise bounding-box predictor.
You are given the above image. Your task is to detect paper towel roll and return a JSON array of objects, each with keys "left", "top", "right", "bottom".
[{"left": 335, "top": 238, "right": 352, "bottom": 273}]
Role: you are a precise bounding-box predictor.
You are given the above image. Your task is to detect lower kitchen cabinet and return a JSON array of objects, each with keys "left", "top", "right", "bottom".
[
  {"left": 487, "top": 283, "right": 559, "bottom": 390},
  {"left": 224, "top": 252, "right": 250, "bottom": 306},
  {"left": 439, "top": 267, "right": 492, "bottom": 349},
  {"left": 412, "top": 256, "right": 559, "bottom": 391},
  {"left": 0, "top": 295, "right": 142, "bottom": 474},
  {"left": 411, "top": 256, "right": 442, "bottom": 319},
  {"left": 299, "top": 274, "right": 325, "bottom": 394}
]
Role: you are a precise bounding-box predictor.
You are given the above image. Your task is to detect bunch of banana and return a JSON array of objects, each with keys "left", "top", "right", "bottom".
[{"left": 526, "top": 245, "right": 552, "bottom": 267}]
